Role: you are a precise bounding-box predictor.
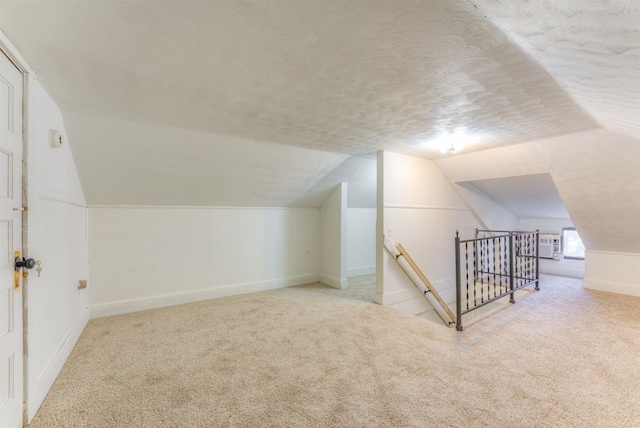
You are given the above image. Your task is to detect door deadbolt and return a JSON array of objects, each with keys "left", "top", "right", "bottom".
[{"left": 15, "top": 257, "right": 36, "bottom": 271}]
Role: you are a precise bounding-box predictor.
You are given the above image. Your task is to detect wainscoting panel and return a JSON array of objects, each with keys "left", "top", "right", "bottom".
[{"left": 89, "top": 207, "right": 320, "bottom": 317}]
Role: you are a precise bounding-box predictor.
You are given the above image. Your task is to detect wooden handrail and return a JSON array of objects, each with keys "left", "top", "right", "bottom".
[{"left": 395, "top": 243, "right": 456, "bottom": 323}]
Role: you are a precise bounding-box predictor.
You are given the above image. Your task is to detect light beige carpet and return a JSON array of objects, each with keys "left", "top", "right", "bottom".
[{"left": 29, "top": 274, "right": 640, "bottom": 427}]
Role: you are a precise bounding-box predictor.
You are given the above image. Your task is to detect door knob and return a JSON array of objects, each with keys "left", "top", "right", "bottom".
[{"left": 15, "top": 256, "right": 36, "bottom": 271}]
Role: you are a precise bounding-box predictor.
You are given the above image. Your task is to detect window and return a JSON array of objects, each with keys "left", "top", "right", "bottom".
[{"left": 562, "top": 228, "right": 585, "bottom": 260}]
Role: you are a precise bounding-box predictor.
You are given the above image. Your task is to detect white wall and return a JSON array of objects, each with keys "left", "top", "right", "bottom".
[
  {"left": 452, "top": 182, "right": 519, "bottom": 231},
  {"left": 376, "top": 152, "right": 484, "bottom": 323},
  {"left": 584, "top": 251, "right": 640, "bottom": 297},
  {"left": 89, "top": 206, "right": 319, "bottom": 317},
  {"left": 543, "top": 131, "right": 640, "bottom": 293},
  {"left": 63, "top": 112, "right": 355, "bottom": 208},
  {"left": 346, "top": 208, "right": 376, "bottom": 277},
  {"left": 435, "top": 130, "right": 640, "bottom": 296},
  {"left": 26, "top": 78, "right": 88, "bottom": 421},
  {"left": 519, "top": 218, "right": 584, "bottom": 278},
  {"left": 318, "top": 183, "right": 347, "bottom": 288},
  {"left": 434, "top": 143, "right": 551, "bottom": 183},
  {"left": 542, "top": 130, "right": 640, "bottom": 254}
]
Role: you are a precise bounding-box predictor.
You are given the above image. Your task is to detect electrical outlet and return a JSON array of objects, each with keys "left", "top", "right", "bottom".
[{"left": 78, "top": 280, "right": 87, "bottom": 290}]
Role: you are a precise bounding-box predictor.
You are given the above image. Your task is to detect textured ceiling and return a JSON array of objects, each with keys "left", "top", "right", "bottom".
[
  {"left": 1, "top": 0, "right": 599, "bottom": 159},
  {"left": 474, "top": 0, "right": 640, "bottom": 139},
  {"left": 63, "top": 112, "right": 377, "bottom": 208},
  {"left": 436, "top": 129, "right": 640, "bottom": 254},
  {"left": 543, "top": 130, "right": 640, "bottom": 254},
  {"left": 463, "top": 174, "right": 570, "bottom": 219},
  {"left": 0, "top": 0, "right": 637, "bottom": 209}
]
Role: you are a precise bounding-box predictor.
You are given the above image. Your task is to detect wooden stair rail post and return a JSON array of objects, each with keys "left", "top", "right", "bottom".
[{"left": 395, "top": 243, "right": 456, "bottom": 323}]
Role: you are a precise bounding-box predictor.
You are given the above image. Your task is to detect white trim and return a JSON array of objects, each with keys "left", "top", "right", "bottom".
[
  {"left": 584, "top": 250, "right": 639, "bottom": 297},
  {"left": 318, "top": 273, "right": 347, "bottom": 289},
  {"left": 583, "top": 279, "right": 640, "bottom": 297},
  {"left": 373, "top": 291, "right": 383, "bottom": 305},
  {"left": 347, "top": 265, "right": 376, "bottom": 277},
  {"left": 378, "top": 278, "right": 456, "bottom": 306},
  {"left": 0, "top": 35, "right": 33, "bottom": 427},
  {"left": 37, "top": 192, "right": 87, "bottom": 208},
  {"left": 88, "top": 204, "right": 319, "bottom": 211},
  {"left": 539, "top": 258, "right": 584, "bottom": 279},
  {"left": 449, "top": 183, "right": 489, "bottom": 230},
  {"left": 0, "top": 30, "right": 34, "bottom": 75},
  {"left": 90, "top": 273, "right": 319, "bottom": 318},
  {"left": 586, "top": 249, "right": 640, "bottom": 257},
  {"left": 29, "top": 308, "right": 89, "bottom": 422},
  {"left": 383, "top": 204, "right": 468, "bottom": 211},
  {"left": 380, "top": 286, "right": 422, "bottom": 306}
]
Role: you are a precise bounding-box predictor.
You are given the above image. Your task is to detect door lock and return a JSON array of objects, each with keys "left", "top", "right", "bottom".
[{"left": 15, "top": 256, "right": 36, "bottom": 271}]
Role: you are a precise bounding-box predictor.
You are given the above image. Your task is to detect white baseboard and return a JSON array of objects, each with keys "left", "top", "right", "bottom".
[
  {"left": 90, "top": 273, "right": 319, "bottom": 318},
  {"left": 539, "top": 259, "right": 584, "bottom": 278},
  {"left": 29, "top": 307, "right": 89, "bottom": 422},
  {"left": 347, "top": 265, "right": 375, "bottom": 277},
  {"left": 378, "top": 278, "right": 455, "bottom": 306},
  {"left": 379, "top": 286, "right": 422, "bottom": 306},
  {"left": 583, "top": 279, "right": 640, "bottom": 297},
  {"left": 318, "top": 273, "right": 347, "bottom": 289},
  {"left": 373, "top": 292, "right": 384, "bottom": 305}
]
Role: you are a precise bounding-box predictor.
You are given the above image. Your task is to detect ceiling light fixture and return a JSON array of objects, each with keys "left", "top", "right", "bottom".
[
  {"left": 437, "top": 132, "right": 466, "bottom": 154},
  {"left": 441, "top": 142, "right": 459, "bottom": 154}
]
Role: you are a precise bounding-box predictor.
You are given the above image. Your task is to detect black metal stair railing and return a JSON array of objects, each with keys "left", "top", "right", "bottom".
[{"left": 455, "top": 229, "right": 540, "bottom": 331}]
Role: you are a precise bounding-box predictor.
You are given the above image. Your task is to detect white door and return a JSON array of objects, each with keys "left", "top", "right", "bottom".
[{"left": 0, "top": 50, "right": 23, "bottom": 428}]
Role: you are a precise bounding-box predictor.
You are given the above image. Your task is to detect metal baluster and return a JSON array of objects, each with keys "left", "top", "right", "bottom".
[
  {"left": 455, "top": 232, "right": 462, "bottom": 331},
  {"left": 509, "top": 233, "right": 515, "bottom": 303},
  {"left": 524, "top": 234, "right": 529, "bottom": 283},
  {"left": 524, "top": 233, "right": 528, "bottom": 282},
  {"left": 473, "top": 241, "right": 477, "bottom": 308},
  {"left": 520, "top": 234, "right": 523, "bottom": 283},
  {"left": 465, "top": 242, "right": 469, "bottom": 311},
  {"left": 522, "top": 234, "right": 529, "bottom": 283},
  {"left": 523, "top": 234, "right": 529, "bottom": 283},
  {"left": 517, "top": 235, "right": 520, "bottom": 287},
  {"left": 493, "top": 237, "right": 497, "bottom": 298},
  {"left": 480, "top": 238, "right": 484, "bottom": 304},
  {"left": 524, "top": 234, "right": 528, "bottom": 282},
  {"left": 498, "top": 236, "right": 503, "bottom": 292},
  {"left": 484, "top": 238, "right": 488, "bottom": 301},
  {"left": 524, "top": 233, "right": 527, "bottom": 280},
  {"left": 503, "top": 236, "right": 508, "bottom": 291},
  {"left": 528, "top": 233, "right": 532, "bottom": 281},
  {"left": 523, "top": 234, "right": 527, "bottom": 283},
  {"left": 515, "top": 235, "right": 519, "bottom": 288},
  {"left": 535, "top": 230, "right": 540, "bottom": 290},
  {"left": 484, "top": 238, "right": 488, "bottom": 302},
  {"left": 484, "top": 238, "right": 491, "bottom": 300},
  {"left": 513, "top": 235, "right": 516, "bottom": 288}
]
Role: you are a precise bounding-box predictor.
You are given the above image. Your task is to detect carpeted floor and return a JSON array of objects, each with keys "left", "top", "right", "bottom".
[{"left": 29, "top": 274, "right": 640, "bottom": 427}]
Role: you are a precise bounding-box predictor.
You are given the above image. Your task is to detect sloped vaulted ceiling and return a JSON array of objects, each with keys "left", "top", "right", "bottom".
[
  {"left": 1, "top": 1, "right": 599, "bottom": 152},
  {"left": 0, "top": 0, "right": 615, "bottom": 208},
  {"left": 436, "top": 129, "right": 640, "bottom": 254},
  {"left": 1, "top": 0, "right": 638, "bottom": 213},
  {"left": 474, "top": 0, "right": 640, "bottom": 138}
]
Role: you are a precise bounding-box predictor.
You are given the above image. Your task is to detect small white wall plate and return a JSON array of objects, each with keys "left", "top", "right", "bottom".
[{"left": 49, "top": 129, "right": 63, "bottom": 149}]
